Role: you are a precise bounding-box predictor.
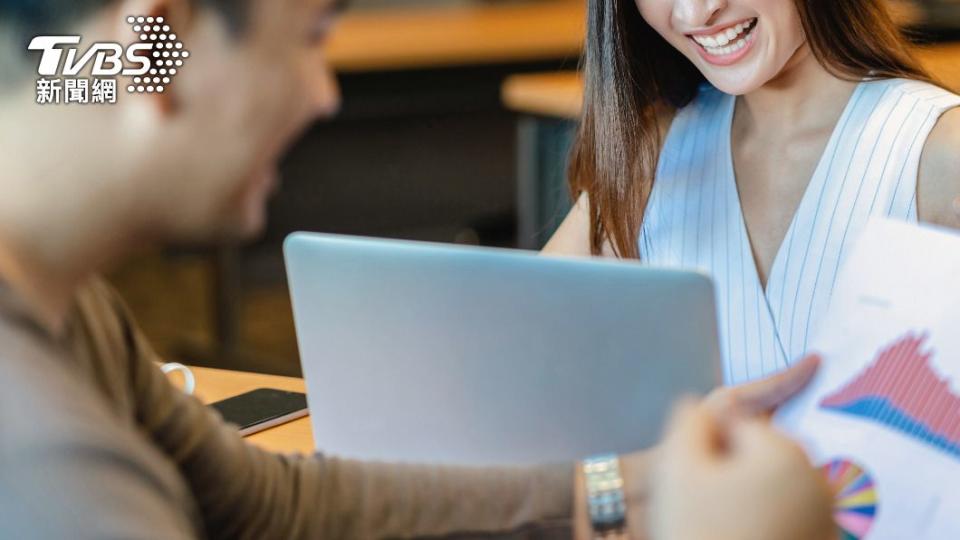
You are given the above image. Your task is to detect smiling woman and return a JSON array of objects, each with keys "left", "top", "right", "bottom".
[
  {"left": 559, "top": 0, "right": 931, "bottom": 261},
  {"left": 544, "top": 0, "right": 960, "bottom": 384}
]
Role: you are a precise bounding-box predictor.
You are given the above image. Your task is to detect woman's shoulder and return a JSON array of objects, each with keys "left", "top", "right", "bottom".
[
  {"left": 918, "top": 104, "right": 960, "bottom": 229},
  {"left": 878, "top": 77, "right": 960, "bottom": 105}
]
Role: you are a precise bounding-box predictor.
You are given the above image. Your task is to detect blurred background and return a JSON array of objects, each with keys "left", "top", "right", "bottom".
[{"left": 108, "top": 0, "right": 960, "bottom": 377}]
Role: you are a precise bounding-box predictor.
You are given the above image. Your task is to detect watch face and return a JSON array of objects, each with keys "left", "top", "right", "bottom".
[{"left": 584, "top": 455, "right": 627, "bottom": 531}]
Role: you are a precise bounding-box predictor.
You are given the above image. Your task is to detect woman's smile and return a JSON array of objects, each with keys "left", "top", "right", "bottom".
[{"left": 688, "top": 18, "right": 759, "bottom": 66}]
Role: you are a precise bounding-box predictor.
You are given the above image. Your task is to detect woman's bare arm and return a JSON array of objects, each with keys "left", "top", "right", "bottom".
[
  {"left": 918, "top": 107, "right": 960, "bottom": 230},
  {"left": 542, "top": 192, "right": 620, "bottom": 258}
]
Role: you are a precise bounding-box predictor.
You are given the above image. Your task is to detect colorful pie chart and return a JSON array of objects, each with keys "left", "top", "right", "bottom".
[{"left": 820, "top": 458, "right": 879, "bottom": 540}]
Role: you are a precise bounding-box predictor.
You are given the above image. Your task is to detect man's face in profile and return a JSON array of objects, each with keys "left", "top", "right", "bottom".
[{"left": 150, "top": 0, "right": 341, "bottom": 243}]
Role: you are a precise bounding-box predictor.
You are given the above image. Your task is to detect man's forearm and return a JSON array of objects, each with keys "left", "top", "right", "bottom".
[{"left": 306, "top": 456, "right": 575, "bottom": 538}]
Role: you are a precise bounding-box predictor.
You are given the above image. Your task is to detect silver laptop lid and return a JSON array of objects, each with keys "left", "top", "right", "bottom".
[{"left": 285, "top": 233, "right": 721, "bottom": 465}]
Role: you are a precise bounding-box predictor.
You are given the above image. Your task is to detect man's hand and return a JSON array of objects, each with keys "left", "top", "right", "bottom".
[
  {"left": 705, "top": 354, "right": 821, "bottom": 418},
  {"left": 649, "top": 402, "right": 836, "bottom": 540},
  {"left": 574, "top": 356, "right": 822, "bottom": 539}
]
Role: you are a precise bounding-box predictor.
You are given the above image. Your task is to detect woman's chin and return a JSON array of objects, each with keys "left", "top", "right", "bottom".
[{"left": 700, "top": 68, "right": 768, "bottom": 96}]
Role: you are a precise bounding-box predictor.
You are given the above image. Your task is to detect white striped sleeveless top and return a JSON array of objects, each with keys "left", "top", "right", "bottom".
[{"left": 639, "top": 78, "right": 960, "bottom": 385}]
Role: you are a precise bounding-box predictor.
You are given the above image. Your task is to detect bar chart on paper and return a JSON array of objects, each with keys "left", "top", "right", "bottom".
[
  {"left": 775, "top": 219, "right": 960, "bottom": 539},
  {"left": 819, "top": 333, "right": 960, "bottom": 460}
]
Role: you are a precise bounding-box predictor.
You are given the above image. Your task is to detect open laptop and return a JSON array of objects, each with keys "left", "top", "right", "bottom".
[{"left": 285, "top": 233, "right": 722, "bottom": 465}]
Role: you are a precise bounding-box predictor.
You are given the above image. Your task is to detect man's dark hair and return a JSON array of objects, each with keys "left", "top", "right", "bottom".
[
  {"left": 0, "top": 0, "right": 248, "bottom": 37},
  {"left": 0, "top": 0, "right": 247, "bottom": 87}
]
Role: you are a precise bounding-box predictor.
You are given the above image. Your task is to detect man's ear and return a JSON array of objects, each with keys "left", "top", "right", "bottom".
[
  {"left": 120, "top": 0, "right": 197, "bottom": 22},
  {"left": 110, "top": 0, "right": 195, "bottom": 44},
  {"left": 113, "top": 0, "right": 195, "bottom": 115}
]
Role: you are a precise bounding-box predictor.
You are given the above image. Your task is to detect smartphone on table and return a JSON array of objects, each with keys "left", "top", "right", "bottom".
[{"left": 209, "top": 388, "right": 309, "bottom": 436}]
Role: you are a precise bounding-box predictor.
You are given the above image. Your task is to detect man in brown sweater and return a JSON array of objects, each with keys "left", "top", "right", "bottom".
[{"left": 0, "top": 0, "right": 837, "bottom": 538}]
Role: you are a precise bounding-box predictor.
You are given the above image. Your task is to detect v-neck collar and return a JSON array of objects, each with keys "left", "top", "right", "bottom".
[{"left": 719, "top": 81, "right": 867, "bottom": 360}]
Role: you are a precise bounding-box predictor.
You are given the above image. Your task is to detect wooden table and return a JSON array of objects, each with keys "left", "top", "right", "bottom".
[
  {"left": 191, "top": 366, "right": 315, "bottom": 455},
  {"left": 502, "top": 44, "right": 960, "bottom": 122},
  {"left": 502, "top": 71, "right": 583, "bottom": 120},
  {"left": 327, "top": 1, "right": 585, "bottom": 73}
]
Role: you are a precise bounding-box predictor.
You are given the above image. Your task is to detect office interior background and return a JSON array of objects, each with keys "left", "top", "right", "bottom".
[{"left": 108, "top": 0, "right": 960, "bottom": 377}]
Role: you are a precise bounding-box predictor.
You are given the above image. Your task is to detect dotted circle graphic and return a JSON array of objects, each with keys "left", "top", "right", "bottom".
[{"left": 126, "top": 15, "right": 189, "bottom": 94}]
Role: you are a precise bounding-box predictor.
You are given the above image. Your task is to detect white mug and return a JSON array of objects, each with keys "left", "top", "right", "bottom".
[{"left": 161, "top": 362, "right": 196, "bottom": 395}]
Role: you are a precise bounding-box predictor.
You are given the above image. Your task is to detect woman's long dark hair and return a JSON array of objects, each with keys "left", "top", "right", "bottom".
[{"left": 570, "top": 0, "right": 933, "bottom": 258}]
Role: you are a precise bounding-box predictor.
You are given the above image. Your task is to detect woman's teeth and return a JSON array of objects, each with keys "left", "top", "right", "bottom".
[{"left": 691, "top": 19, "right": 757, "bottom": 56}]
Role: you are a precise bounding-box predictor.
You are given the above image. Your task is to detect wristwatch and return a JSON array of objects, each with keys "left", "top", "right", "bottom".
[{"left": 582, "top": 454, "right": 627, "bottom": 536}]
